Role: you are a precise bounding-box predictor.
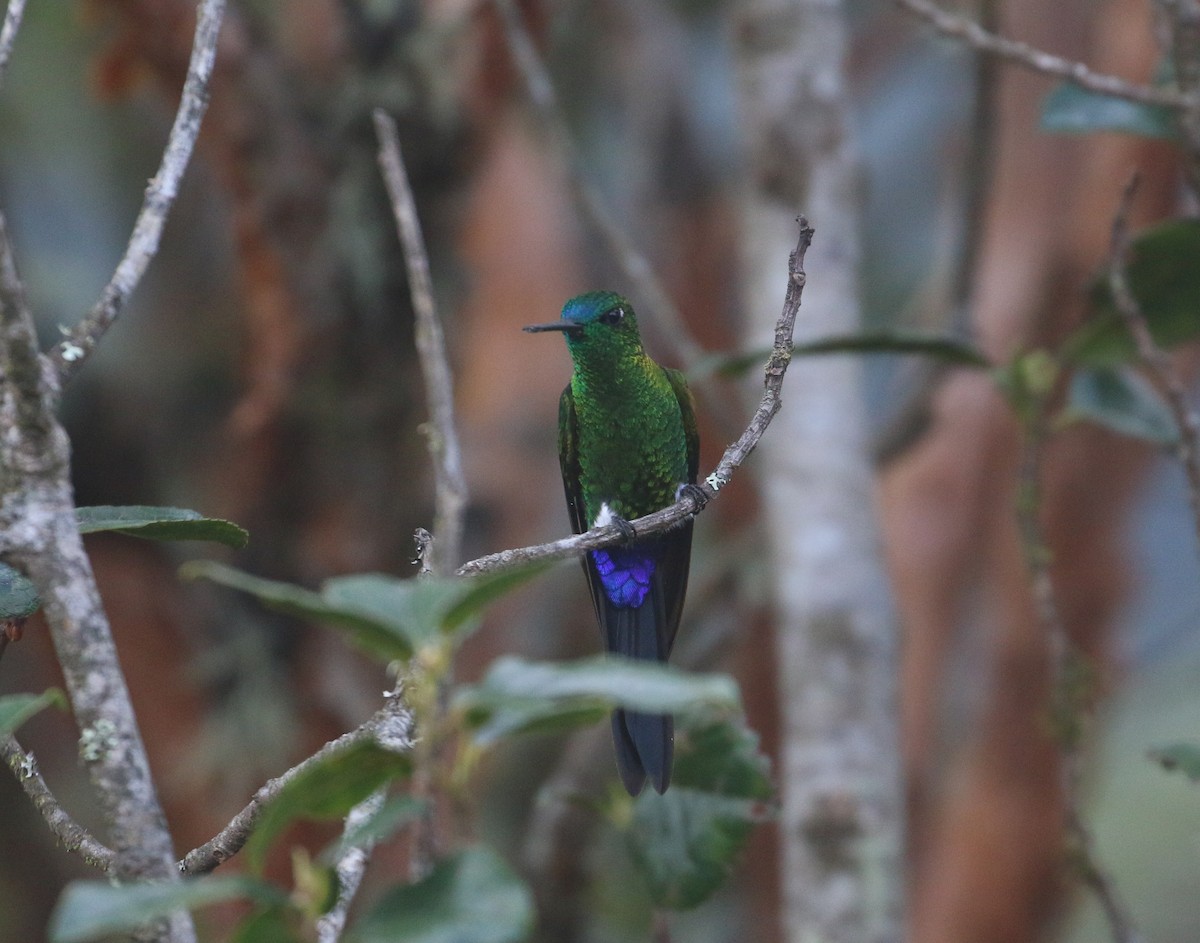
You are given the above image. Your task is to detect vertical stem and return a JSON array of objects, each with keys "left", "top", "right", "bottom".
[{"left": 737, "top": 2, "right": 904, "bottom": 940}]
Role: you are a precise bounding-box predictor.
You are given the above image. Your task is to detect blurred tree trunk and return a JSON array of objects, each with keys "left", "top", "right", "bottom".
[
  {"left": 736, "top": 2, "right": 904, "bottom": 941},
  {"left": 881, "top": 0, "right": 1179, "bottom": 940}
]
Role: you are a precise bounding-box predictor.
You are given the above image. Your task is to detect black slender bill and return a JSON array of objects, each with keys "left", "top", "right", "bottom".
[{"left": 523, "top": 320, "right": 585, "bottom": 338}]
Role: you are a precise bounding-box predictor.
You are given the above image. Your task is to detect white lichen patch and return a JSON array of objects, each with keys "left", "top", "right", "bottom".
[{"left": 79, "top": 718, "right": 118, "bottom": 762}]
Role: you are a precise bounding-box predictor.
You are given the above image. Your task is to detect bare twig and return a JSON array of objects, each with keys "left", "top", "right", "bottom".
[
  {"left": 491, "top": 0, "right": 725, "bottom": 393},
  {"left": 315, "top": 790, "right": 385, "bottom": 943},
  {"left": 2, "top": 737, "right": 117, "bottom": 872},
  {"left": 1015, "top": 403, "right": 1141, "bottom": 943},
  {"left": 178, "top": 694, "right": 413, "bottom": 875},
  {"left": 0, "top": 0, "right": 27, "bottom": 93},
  {"left": 373, "top": 109, "right": 467, "bottom": 577},
  {"left": 1108, "top": 174, "right": 1200, "bottom": 549},
  {"left": 895, "top": 0, "right": 1192, "bottom": 109},
  {"left": 457, "top": 216, "right": 815, "bottom": 577},
  {"left": 51, "top": 0, "right": 227, "bottom": 383},
  {"left": 0, "top": 213, "right": 54, "bottom": 448}
]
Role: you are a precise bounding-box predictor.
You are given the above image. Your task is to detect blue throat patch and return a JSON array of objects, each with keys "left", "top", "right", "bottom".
[{"left": 591, "top": 546, "right": 655, "bottom": 607}]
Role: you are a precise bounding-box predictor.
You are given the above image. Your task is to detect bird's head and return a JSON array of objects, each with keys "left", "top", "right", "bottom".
[{"left": 523, "top": 291, "right": 644, "bottom": 362}]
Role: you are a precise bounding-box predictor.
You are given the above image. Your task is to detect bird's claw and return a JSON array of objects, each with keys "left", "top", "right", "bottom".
[
  {"left": 613, "top": 516, "right": 637, "bottom": 543},
  {"left": 679, "top": 483, "right": 709, "bottom": 514}
]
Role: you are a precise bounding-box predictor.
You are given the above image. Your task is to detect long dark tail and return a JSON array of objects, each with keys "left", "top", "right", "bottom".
[
  {"left": 612, "top": 708, "right": 673, "bottom": 795},
  {"left": 606, "top": 605, "right": 673, "bottom": 795}
]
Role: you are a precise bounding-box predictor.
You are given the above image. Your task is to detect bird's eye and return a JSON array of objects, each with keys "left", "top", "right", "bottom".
[{"left": 599, "top": 307, "right": 625, "bottom": 326}]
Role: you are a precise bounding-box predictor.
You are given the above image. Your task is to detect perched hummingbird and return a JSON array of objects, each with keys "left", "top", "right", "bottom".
[{"left": 525, "top": 291, "right": 700, "bottom": 795}]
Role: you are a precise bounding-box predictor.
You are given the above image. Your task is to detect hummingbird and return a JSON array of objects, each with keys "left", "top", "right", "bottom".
[{"left": 524, "top": 290, "right": 700, "bottom": 795}]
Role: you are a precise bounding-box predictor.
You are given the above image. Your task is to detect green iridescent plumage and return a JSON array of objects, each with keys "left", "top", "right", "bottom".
[{"left": 525, "top": 291, "right": 699, "bottom": 795}]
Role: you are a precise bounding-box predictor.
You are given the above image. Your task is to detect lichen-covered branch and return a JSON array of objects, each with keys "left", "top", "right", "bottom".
[
  {"left": 457, "top": 217, "right": 814, "bottom": 577},
  {"left": 0, "top": 224, "right": 195, "bottom": 943},
  {"left": 2, "top": 737, "right": 117, "bottom": 872},
  {"left": 896, "top": 0, "right": 1191, "bottom": 109},
  {"left": 52, "top": 0, "right": 227, "bottom": 382}
]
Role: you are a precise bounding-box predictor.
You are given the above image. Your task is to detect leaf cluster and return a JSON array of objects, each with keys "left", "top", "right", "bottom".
[{"left": 10, "top": 512, "right": 772, "bottom": 942}]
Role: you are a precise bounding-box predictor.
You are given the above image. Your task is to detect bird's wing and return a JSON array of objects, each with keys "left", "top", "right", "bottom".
[
  {"left": 655, "top": 367, "right": 698, "bottom": 656},
  {"left": 558, "top": 384, "right": 606, "bottom": 628},
  {"left": 664, "top": 366, "right": 700, "bottom": 484}
]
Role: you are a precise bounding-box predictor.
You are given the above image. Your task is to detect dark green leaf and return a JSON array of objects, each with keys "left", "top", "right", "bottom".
[
  {"left": 455, "top": 656, "right": 741, "bottom": 745},
  {"left": 623, "top": 717, "right": 773, "bottom": 910},
  {"left": 670, "top": 718, "right": 774, "bottom": 800},
  {"left": 49, "top": 876, "right": 283, "bottom": 943},
  {"left": 1149, "top": 742, "right": 1200, "bottom": 781},
  {"left": 1041, "top": 82, "right": 1178, "bottom": 140},
  {"left": 441, "top": 561, "right": 556, "bottom": 631},
  {"left": 320, "top": 575, "right": 468, "bottom": 653},
  {"left": 696, "top": 331, "right": 990, "bottom": 379},
  {"left": 231, "top": 906, "right": 305, "bottom": 943},
  {"left": 1060, "top": 366, "right": 1179, "bottom": 443},
  {"left": 0, "top": 688, "right": 66, "bottom": 737},
  {"left": 245, "top": 740, "right": 412, "bottom": 873},
  {"left": 1066, "top": 219, "right": 1200, "bottom": 366},
  {"left": 185, "top": 562, "right": 554, "bottom": 663},
  {"left": 76, "top": 506, "right": 248, "bottom": 548},
  {"left": 181, "top": 561, "right": 415, "bottom": 661},
  {"left": 0, "top": 563, "right": 40, "bottom": 619},
  {"left": 349, "top": 847, "right": 534, "bottom": 943},
  {"left": 319, "top": 795, "right": 427, "bottom": 866}
]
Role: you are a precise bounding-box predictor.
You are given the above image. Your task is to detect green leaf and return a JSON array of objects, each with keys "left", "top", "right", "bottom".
[
  {"left": 623, "top": 717, "right": 773, "bottom": 910},
  {"left": 0, "top": 563, "right": 40, "bottom": 619},
  {"left": 245, "top": 740, "right": 412, "bottom": 873},
  {"left": 231, "top": 906, "right": 305, "bottom": 943},
  {"left": 0, "top": 689, "right": 66, "bottom": 738},
  {"left": 320, "top": 575, "right": 470, "bottom": 653},
  {"left": 76, "top": 505, "right": 248, "bottom": 548},
  {"left": 695, "top": 331, "right": 990, "bottom": 379},
  {"left": 1148, "top": 742, "right": 1200, "bottom": 781},
  {"left": 441, "top": 561, "right": 556, "bottom": 631},
  {"left": 319, "top": 795, "right": 427, "bottom": 866},
  {"left": 49, "top": 876, "right": 283, "bottom": 943},
  {"left": 455, "top": 655, "right": 742, "bottom": 745},
  {"left": 184, "top": 561, "right": 553, "bottom": 663},
  {"left": 349, "top": 847, "right": 534, "bottom": 943},
  {"left": 1040, "top": 82, "right": 1178, "bottom": 140},
  {"left": 1059, "top": 366, "right": 1179, "bottom": 444},
  {"left": 181, "top": 561, "right": 415, "bottom": 661},
  {"left": 1066, "top": 219, "right": 1200, "bottom": 366}
]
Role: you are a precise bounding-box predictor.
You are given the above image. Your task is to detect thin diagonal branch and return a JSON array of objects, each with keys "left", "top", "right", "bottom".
[
  {"left": 2, "top": 737, "right": 117, "bottom": 872},
  {"left": 1107, "top": 174, "right": 1200, "bottom": 550},
  {"left": 457, "top": 216, "right": 814, "bottom": 577},
  {"left": 491, "top": 0, "right": 721, "bottom": 387},
  {"left": 1015, "top": 393, "right": 1141, "bottom": 943},
  {"left": 373, "top": 108, "right": 467, "bottom": 577},
  {"left": 178, "top": 693, "right": 413, "bottom": 875},
  {"left": 0, "top": 0, "right": 27, "bottom": 93},
  {"left": 895, "top": 0, "right": 1192, "bottom": 109},
  {"left": 51, "top": 0, "right": 227, "bottom": 383}
]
